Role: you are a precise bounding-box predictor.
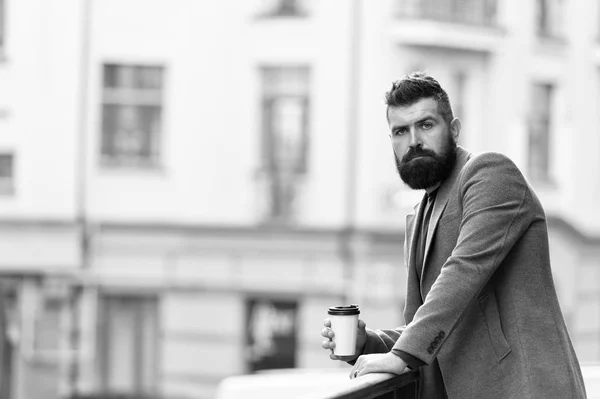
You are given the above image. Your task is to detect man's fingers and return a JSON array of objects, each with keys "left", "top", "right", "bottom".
[
  {"left": 358, "top": 319, "right": 366, "bottom": 330},
  {"left": 324, "top": 318, "right": 331, "bottom": 327},
  {"left": 349, "top": 356, "right": 363, "bottom": 379},
  {"left": 321, "top": 327, "right": 334, "bottom": 338},
  {"left": 350, "top": 364, "right": 361, "bottom": 379},
  {"left": 322, "top": 339, "right": 336, "bottom": 350}
]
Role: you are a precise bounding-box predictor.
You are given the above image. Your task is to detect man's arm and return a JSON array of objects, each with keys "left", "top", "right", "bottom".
[{"left": 362, "top": 326, "right": 405, "bottom": 353}]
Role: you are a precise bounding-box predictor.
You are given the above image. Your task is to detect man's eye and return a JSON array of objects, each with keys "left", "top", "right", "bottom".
[
  {"left": 421, "top": 122, "right": 433, "bottom": 130},
  {"left": 395, "top": 129, "right": 407, "bottom": 136}
]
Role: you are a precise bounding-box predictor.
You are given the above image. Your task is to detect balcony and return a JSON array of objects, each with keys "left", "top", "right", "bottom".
[
  {"left": 396, "top": 0, "right": 497, "bottom": 26},
  {"left": 392, "top": 0, "right": 504, "bottom": 53}
]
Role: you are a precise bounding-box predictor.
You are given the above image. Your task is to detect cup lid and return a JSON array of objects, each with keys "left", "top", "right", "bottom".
[{"left": 328, "top": 304, "right": 360, "bottom": 315}]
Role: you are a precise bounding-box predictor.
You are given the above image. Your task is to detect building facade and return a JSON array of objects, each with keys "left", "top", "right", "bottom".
[{"left": 0, "top": 0, "right": 599, "bottom": 398}]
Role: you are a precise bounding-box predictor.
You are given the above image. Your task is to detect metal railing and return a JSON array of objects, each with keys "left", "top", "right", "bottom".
[
  {"left": 306, "top": 370, "right": 420, "bottom": 399},
  {"left": 396, "top": 0, "right": 498, "bottom": 26}
]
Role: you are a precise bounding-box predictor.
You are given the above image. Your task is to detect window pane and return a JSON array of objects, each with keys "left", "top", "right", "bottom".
[
  {"left": 0, "top": 153, "right": 14, "bottom": 195},
  {"left": 101, "top": 105, "right": 161, "bottom": 160},
  {"left": 103, "top": 65, "right": 120, "bottom": 89},
  {"left": 101, "top": 104, "right": 119, "bottom": 155},
  {"left": 0, "top": 154, "right": 12, "bottom": 178},
  {"left": 135, "top": 66, "right": 163, "bottom": 90},
  {"left": 117, "top": 66, "right": 136, "bottom": 89},
  {"left": 528, "top": 83, "right": 553, "bottom": 181},
  {"left": 270, "top": 97, "right": 307, "bottom": 172},
  {"left": 263, "top": 67, "right": 309, "bottom": 96}
]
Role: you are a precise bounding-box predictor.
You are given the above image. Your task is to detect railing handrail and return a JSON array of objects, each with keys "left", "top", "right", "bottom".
[{"left": 301, "top": 370, "right": 420, "bottom": 399}]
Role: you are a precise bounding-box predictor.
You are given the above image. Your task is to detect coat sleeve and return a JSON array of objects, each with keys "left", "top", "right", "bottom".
[
  {"left": 345, "top": 326, "right": 405, "bottom": 366},
  {"left": 362, "top": 327, "right": 405, "bottom": 354},
  {"left": 391, "top": 152, "right": 541, "bottom": 365}
]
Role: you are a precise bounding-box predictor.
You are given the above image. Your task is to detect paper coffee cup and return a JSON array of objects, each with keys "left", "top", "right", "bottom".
[{"left": 328, "top": 304, "right": 360, "bottom": 356}]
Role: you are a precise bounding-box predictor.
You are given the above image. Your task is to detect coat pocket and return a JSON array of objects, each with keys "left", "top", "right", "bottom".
[{"left": 478, "top": 289, "right": 512, "bottom": 361}]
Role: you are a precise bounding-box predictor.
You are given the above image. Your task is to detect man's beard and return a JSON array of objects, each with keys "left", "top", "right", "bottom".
[{"left": 395, "top": 135, "right": 457, "bottom": 190}]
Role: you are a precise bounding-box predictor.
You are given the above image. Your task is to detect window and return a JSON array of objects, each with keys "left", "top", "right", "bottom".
[
  {"left": 528, "top": 83, "right": 554, "bottom": 182},
  {"left": 0, "top": 154, "right": 13, "bottom": 195},
  {"left": 245, "top": 298, "right": 298, "bottom": 372},
  {"left": 535, "top": 0, "right": 564, "bottom": 38},
  {"left": 100, "top": 64, "right": 164, "bottom": 168},
  {"left": 260, "top": 0, "right": 308, "bottom": 17},
  {"left": 98, "top": 295, "right": 159, "bottom": 396},
  {"left": 260, "top": 66, "right": 310, "bottom": 221}
]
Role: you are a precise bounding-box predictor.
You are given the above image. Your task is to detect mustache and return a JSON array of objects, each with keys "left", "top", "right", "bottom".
[{"left": 401, "top": 147, "right": 437, "bottom": 163}]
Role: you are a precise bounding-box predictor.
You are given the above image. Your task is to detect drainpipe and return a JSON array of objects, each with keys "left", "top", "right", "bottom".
[
  {"left": 341, "top": 0, "right": 362, "bottom": 305},
  {"left": 72, "top": 0, "right": 93, "bottom": 396}
]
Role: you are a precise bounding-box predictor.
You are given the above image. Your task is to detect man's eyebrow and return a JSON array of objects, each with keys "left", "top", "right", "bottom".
[
  {"left": 391, "top": 123, "right": 408, "bottom": 131},
  {"left": 415, "top": 115, "right": 437, "bottom": 124}
]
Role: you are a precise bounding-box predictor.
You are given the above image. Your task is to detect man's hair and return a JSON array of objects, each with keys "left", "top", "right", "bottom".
[{"left": 385, "top": 71, "right": 454, "bottom": 124}]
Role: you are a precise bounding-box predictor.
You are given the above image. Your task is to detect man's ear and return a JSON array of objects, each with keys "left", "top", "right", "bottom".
[{"left": 450, "top": 118, "right": 461, "bottom": 142}]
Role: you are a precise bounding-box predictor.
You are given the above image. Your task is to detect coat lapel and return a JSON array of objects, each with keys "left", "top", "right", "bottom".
[{"left": 421, "top": 147, "right": 472, "bottom": 282}]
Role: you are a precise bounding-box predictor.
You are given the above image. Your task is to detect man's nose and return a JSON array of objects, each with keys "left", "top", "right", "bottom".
[{"left": 408, "top": 129, "right": 422, "bottom": 148}]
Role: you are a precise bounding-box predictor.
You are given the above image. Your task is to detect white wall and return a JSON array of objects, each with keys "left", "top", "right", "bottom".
[
  {"left": 0, "top": 0, "right": 81, "bottom": 220},
  {"left": 83, "top": 0, "right": 357, "bottom": 228}
]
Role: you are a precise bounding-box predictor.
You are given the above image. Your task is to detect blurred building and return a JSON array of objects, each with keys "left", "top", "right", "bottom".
[{"left": 0, "top": 0, "right": 599, "bottom": 398}]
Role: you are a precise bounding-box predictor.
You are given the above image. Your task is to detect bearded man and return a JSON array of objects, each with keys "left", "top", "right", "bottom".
[{"left": 321, "top": 72, "right": 586, "bottom": 399}]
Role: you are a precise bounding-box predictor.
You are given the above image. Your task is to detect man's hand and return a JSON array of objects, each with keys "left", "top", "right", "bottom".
[
  {"left": 321, "top": 318, "right": 367, "bottom": 362},
  {"left": 349, "top": 352, "right": 409, "bottom": 379}
]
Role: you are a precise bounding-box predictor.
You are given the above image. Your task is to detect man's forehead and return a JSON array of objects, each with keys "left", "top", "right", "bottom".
[{"left": 388, "top": 98, "right": 440, "bottom": 125}]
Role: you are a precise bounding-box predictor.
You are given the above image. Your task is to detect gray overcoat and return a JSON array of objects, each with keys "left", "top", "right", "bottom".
[{"left": 362, "top": 146, "right": 587, "bottom": 398}]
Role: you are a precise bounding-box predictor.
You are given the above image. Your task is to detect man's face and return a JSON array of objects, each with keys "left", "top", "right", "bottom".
[{"left": 387, "top": 97, "right": 458, "bottom": 190}]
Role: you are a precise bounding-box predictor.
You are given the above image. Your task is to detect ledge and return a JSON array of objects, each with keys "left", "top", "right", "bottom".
[{"left": 390, "top": 19, "right": 505, "bottom": 53}]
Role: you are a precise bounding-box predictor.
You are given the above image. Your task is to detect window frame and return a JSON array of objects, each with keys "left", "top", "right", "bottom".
[
  {"left": 259, "top": 66, "right": 311, "bottom": 221},
  {"left": 99, "top": 63, "right": 165, "bottom": 169}
]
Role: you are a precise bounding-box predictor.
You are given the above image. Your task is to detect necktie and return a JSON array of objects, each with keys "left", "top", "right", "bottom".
[{"left": 417, "top": 191, "right": 436, "bottom": 280}]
